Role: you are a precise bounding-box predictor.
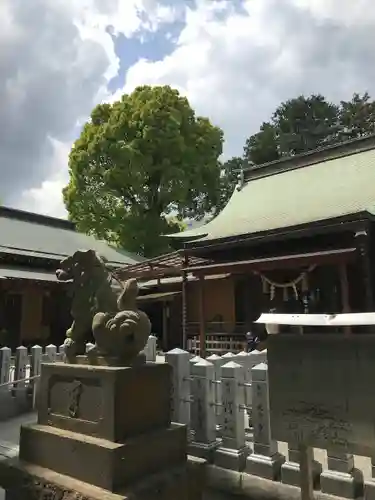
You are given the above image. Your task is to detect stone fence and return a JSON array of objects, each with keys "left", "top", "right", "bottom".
[{"left": 166, "top": 347, "right": 373, "bottom": 500}]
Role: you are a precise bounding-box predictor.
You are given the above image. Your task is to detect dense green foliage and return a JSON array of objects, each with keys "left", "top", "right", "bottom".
[
  {"left": 63, "top": 85, "right": 223, "bottom": 257},
  {"left": 244, "top": 93, "right": 375, "bottom": 165}
]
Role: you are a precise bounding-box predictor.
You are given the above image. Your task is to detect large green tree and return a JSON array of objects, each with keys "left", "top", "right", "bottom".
[
  {"left": 244, "top": 94, "right": 339, "bottom": 165},
  {"left": 63, "top": 85, "right": 223, "bottom": 257}
]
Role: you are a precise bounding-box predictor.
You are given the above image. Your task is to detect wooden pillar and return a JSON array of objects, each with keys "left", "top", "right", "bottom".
[
  {"left": 162, "top": 302, "right": 168, "bottom": 351},
  {"left": 198, "top": 274, "right": 206, "bottom": 358},
  {"left": 182, "top": 252, "right": 189, "bottom": 351},
  {"left": 339, "top": 262, "right": 351, "bottom": 335},
  {"left": 182, "top": 271, "right": 188, "bottom": 350},
  {"left": 355, "top": 229, "right": 374, "bottom": 311}
]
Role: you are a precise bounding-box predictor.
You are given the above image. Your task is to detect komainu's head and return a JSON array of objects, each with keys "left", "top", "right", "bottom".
[{"left": 56, "top": 249, "right": 107, "bottom": 282}]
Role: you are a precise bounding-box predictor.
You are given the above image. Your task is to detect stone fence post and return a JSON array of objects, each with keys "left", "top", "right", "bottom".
[
  {"left": 165, "top": 348, "right": 191, "bottom": 427},
  {"left": 233, "top": 351, "right": 252, "bottom": 418},
  {"left": 206, "top": 354, "right": 223, "bottom": 420},
  {"left": 45, "top": 344, "right": 57, "bottom": 363},
  {"left": 14, "top": 346, "right": 28, "bottom": 392},
  {"left": 190, "top": 355, "right": 203, "bottom": 369},
  {"left": 30, "top": 344, "right": 42, "bottom": 382},
  {"left": 145, "top": 335, "right": 157, "bottom": 362},
  {"left": 221, "top": 352, "right": 235, "bottom": 362},
  {"left": 258, "top": 348, "right": 267, "bottom": 364},
  {"left": 85, "top": 342, "right": 95, "bottom": 353},
  {"left": 58, "top": 344, "right": 65, "bottom": 361},
  {"left": 246, "top": 362, "right": 285, "bottom": 480},
  {"left": 189, "top": 359, "right": 217, "bottom": 461},
  {"left": 0, "top": 346, "right": 11, "bottom": 388},
  {"left": 30, "top": 345, "right": 43, "bottom": 410},
  {"left": 214, "top": 361, "right": 249, "bottom": 471}
]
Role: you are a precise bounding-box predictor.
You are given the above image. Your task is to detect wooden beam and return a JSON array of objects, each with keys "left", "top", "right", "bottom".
[
  {"left": 117, "top": 268, "right": 182, "bottom": 281},
  {"left": 149, "top": 262, "right": 179, "bottom": 270},
  {"left": 198, "top": 275, "right": 206, "bottom": 358},
  {"left": 186, "top": 248, "right": 357, "bottom": 277}
]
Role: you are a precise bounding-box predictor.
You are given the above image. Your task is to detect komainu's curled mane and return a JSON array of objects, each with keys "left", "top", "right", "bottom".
[{"left": 91, "top": 278, "right": 151, "bottom": 365}]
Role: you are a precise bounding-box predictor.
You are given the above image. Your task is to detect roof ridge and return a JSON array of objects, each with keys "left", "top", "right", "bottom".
[
  {"left": 0, "top": 205, "right": 75, "bottom": 230},
  {"left": 243, "top": 133, "right": 375, "bottom": 184}
]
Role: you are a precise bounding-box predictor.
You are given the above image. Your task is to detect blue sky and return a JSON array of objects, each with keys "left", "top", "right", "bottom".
[
  {"left": 108, "top": 22, "right": 185, "bottom": 93},
  {"left": 107, "top": 0, "right": 248, "bottom": 94}
]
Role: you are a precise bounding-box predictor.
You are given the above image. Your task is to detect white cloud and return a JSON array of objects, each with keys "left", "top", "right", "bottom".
[
  {"left": 124, "top": 0, "right": 375, "bottom": 158},
  {"left": 290, "top": 0, "right": 375, "bottom": 26},
  {"left": 18, "top": 139, "right": 70, "bottom": 219}
]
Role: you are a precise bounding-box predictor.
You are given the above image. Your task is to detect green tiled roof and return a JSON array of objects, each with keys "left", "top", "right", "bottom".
[
  {"left": 170, "top": 144, "right": 375, "bottom": 243},
  {"left": 0, "top": 207, "right": 144, "bottom": 266}
]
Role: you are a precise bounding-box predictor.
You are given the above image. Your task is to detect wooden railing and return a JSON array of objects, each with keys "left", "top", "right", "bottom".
[{"left": 187, "top": 333, "right": 246, "bottom": 356}]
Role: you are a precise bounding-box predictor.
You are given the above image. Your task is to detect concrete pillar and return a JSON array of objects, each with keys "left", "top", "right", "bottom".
[
  {"left": 246, "top": 362, "right": 285, "bottom": 480},
  {"left": 165, "top": 348, "right": 191, "bottom": 428},
  {"left": 189, "top": 359, "right": 217, "bottom": 461},
  {"left": 214, "top": 361, "right": 249, "bottom": 471}
]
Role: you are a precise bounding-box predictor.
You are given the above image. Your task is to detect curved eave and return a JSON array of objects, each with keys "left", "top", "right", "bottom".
[
  {"left": 165, "top": 231, "right": 208, "bottom": 241},
  {"left": 166, "top": 145, "right": 375, "bottom": 246}
]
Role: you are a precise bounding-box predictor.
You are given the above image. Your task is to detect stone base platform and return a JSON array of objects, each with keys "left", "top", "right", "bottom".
[
  {"left": 37, "top": 361, "right": 172, "bottom": 442},
  {"left": 19, "top": 422, "right": 186, "bottom": 491},
  {"left": 0, "top": 457, "right": 201, "bottom": 500}
]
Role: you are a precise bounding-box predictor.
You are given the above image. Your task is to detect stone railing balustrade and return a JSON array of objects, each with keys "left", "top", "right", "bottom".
[{"left": 165, "top": 347, "right": 370, "bottom": 500}]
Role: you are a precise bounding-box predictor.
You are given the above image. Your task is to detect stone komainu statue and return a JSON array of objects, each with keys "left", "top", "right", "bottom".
[{"left": 56, "top": 249, "right": 151, "bottom": 365}]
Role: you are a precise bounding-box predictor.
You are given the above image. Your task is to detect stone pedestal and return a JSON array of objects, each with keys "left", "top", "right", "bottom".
[
  {"left": 281, "top": 445, "right": 322, "bottom": 488},
  {"left": 0, "top": 361, "right": 190, "bottom": 499},
  {"left": 363, "top": 457, "right": 375, "bottom": 500},
  {"left": 320, "top": 451, "right": 363, "bottom": 499}
]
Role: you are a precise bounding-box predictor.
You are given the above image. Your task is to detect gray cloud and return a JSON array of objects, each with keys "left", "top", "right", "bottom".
[{"left": 0, "top": 0, "right": 111, "bottom": 204}]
